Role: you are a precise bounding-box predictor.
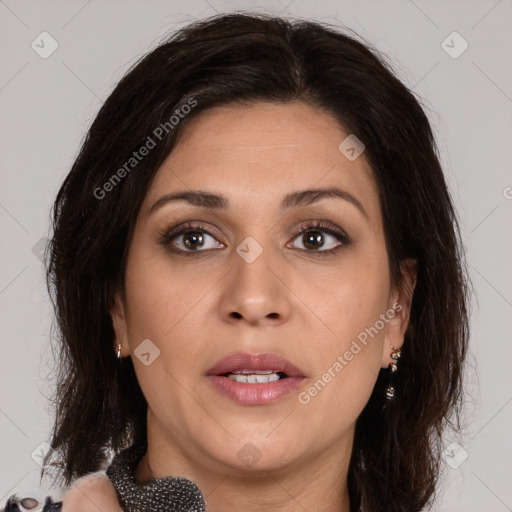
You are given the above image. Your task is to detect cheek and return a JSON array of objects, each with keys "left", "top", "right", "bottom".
[
  {"left": 121, "top": 251, "right": 205, "bottom": 425},
  {"left": 122, "top": 244, "right": 214, "bottom": 381},
  {"left": 123, "top": 245, "right": 193, "bottom": 338},
  {"left": 296, "top": 290, "right": 386, "bottom": 436},
  {"left": 294, "top": 251, "right": 390, "bottom": 413},
  {"left": 300, "top": 246, "right": 390, "bottom": 349}
]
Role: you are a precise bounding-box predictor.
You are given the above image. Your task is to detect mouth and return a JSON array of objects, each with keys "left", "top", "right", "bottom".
[
  {"left": 222, "top": 369, "right": 288, "bottom": 383},
  {"left": 206, "top": 352, "right": 306, "bottom": 405}
]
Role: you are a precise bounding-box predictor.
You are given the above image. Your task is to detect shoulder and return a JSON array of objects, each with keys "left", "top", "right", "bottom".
[
  {"left": 2, "top": 471, "right": 123, "bottom": 512},
  {"left": 60, "top": 470, "right": 123, "bottom": 511}
]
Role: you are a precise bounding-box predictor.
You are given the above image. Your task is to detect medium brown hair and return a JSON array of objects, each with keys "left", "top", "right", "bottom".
[{"left": 41, "top": 13, "right": 470, "bottom": 512}]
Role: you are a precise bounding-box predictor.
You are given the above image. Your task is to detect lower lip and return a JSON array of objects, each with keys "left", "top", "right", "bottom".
[{"left": 207, "top": 375, "right": 305, "bottom": 405}]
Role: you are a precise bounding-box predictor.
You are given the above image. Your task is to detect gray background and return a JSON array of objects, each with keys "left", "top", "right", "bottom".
[{"left": 1, "top": 1, "right": 511, "bottom": 510}]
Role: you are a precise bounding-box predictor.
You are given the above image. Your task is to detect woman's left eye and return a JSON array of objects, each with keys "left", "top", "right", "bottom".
[
  {"left": 288, "top": 221, "right": 350, "bottom": 254},
  {"left": 159, "top": 221, "right": 350, "bottom": 256}
]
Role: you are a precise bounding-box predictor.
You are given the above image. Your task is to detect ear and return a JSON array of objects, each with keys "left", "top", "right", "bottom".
[
  {"left": 110, "top": 290, "right": 129, "bottom": 358},
  {"left": 381, "top": 258, "right": 417, "bottom": 368}
]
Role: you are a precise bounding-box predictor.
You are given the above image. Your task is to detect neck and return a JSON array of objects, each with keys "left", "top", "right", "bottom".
[{"left": 135, "top": 415, "right": 353, "bottom": 512}]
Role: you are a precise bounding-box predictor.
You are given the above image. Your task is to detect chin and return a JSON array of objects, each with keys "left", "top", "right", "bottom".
[{"left": 204, "top": 434, "right": 303, "bottom": 474}]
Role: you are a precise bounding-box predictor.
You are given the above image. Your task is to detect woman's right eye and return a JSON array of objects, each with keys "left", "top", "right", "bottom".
[
  {"left": 159, "top": 223, "right": 225, "bottom": 255},
  {"left": 170, "top": 229, "right": 224, "bottom": 253}
]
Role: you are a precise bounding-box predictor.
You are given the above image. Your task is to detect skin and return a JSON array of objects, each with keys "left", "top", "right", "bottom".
[
  {"left": 62, "top": 473, "right": 123, "bottom": 512},
  {"left": 111, "top": 101, "right": 416, "bottom": 512}
]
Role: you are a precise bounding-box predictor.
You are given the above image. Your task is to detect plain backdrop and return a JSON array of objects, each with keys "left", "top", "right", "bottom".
[{"left": 1, "top": 1, "right": 511, "bottom": 511}]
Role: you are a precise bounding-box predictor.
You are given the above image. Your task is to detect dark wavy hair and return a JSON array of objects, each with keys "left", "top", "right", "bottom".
[{"left": 41, "top": 12, "right": 470, "bottom": 512}]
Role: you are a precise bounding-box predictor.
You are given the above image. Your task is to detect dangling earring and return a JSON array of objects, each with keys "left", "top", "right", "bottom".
[
  {"left": 385, "top": 345, "right": 401, "bottom": 400},
  {"left": 116, "top": 343, "right": 122, "bottom": 359}
]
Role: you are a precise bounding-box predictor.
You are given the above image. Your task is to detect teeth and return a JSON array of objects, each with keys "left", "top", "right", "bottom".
[
  {"left": 226, "top": 372, "right": 281, "bottom": 383},
  {"left": 232, "top": 370, "right": 274, "bottom": 375}
]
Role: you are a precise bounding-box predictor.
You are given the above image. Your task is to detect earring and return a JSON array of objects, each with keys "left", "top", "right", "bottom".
[
  {"left": 116, "top": 343, "right": 122, "bottom": 359},
  {"left": 385, "top": 345, "right": 401, "bottom": 400}
]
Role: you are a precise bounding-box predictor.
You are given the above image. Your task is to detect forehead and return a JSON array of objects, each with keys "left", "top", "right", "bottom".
[{"left": 144, "top": 101, "right": 380, "bottom": 222}]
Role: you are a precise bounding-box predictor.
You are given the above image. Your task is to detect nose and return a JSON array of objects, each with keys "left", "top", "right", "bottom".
[{"left": 218, "top": 239, "right": 292, "bottom": 327}]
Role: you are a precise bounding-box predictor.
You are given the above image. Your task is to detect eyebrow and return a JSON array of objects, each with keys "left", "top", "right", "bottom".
[{"left": 148, "top": 186, "right": 368, "bottom": 220}]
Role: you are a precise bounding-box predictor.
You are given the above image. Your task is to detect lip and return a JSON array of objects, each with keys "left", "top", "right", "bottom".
[
  {"left": 206, "top": 352, "right": 305, "bottom": 377},
  {"left": 206, "top": 352, "right": 306, "bottom": 406}
]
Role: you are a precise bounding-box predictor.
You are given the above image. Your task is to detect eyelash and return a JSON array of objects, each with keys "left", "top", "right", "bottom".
[{"left": 158, "top": 220, "right": 351, "bottom": 257}]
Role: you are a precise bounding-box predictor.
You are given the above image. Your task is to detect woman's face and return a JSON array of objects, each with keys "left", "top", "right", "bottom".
[{"left": 112, "top": 101, "right": 414, "bottom": 478}]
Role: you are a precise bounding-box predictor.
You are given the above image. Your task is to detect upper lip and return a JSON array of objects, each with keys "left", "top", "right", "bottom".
[{"left": 206, "top": 352, "right": 305, "bottom": 378}]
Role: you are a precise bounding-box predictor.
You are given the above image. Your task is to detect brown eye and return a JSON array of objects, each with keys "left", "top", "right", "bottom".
[
  {"left": 301, "top": 231, "right": 325, "bottom": 250},
  {"left": 171, "top": 229, "right": 224, "bottom": 252},
  {"left": 160, "top": 222, "right": 225, "bottom": 255},
  {"left": 182, "top": 231, "right": 205, "bottom": 250},
  {"left": 289, "top": 221, "right": 350, "bottom": 254}
]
